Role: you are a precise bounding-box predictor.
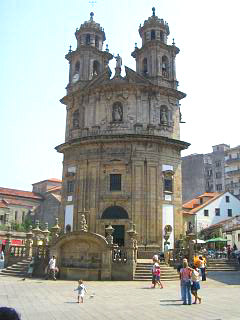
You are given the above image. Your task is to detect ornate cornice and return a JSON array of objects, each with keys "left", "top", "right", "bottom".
[
  {"left": 60, "top": 78, "right": 186, "bottom": 106},
  {"left": 55, "top": 134, "right": 190, "bottom": 153},
  {"left": 65, "top": 46, "right": 113, "bottom": 62}
]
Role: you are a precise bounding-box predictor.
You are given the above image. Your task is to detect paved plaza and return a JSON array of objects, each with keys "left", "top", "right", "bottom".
[{"left": 0, "top": 272, "right": 240, "bottom": 320}]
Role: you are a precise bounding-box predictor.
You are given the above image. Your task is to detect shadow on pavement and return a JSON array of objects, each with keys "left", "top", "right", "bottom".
[
  {"left": 160, "top": 299, "right": 182, "bottom": 302},
  {"left": 160, "top": 303, "right": 182, "bottom": 307},
  {"left": 207, "top": 271, "right": 240, "bottom": 285}
]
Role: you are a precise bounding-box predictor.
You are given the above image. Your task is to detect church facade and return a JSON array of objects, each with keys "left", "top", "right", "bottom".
[{"left": 56, "top": 8, "right": 189, "bottom": 254}]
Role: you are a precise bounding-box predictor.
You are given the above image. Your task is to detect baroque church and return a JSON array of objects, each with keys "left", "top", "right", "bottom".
[{"left": 56, "top": 8, "right": 189, "bottom": 256}]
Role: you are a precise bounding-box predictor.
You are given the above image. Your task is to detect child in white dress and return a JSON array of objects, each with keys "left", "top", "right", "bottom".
[{"left": 75, "top": 280, "right": 87, "bottom": 303}]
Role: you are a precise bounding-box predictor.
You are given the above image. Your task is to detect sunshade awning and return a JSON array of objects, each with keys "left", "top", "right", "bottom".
[{"left": 205, "top": 237, "right": 228, "bottom": 243}]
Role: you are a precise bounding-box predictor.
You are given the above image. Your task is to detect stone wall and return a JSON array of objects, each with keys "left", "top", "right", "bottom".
[{"left": 60, "top": 136, "right": 184, "bottom": 253}]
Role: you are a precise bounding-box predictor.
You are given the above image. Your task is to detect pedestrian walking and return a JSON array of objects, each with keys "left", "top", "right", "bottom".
[
  {"left": 151, "top": 255, "right": 159, "bottom": 288},
  {"left": 180, "top": 260, "right": 192, "bottom": 305},
  {"left": 199, "top": 256, "right": 206, "bottom": 281},
  {"left": 177, "top": 258, "right": 188, "bottom": 300},
  {"left": 45, "top": 255, "right": 57, "bottom": 280},
  {"left": 155, "top": 263, "right": 163, "bottom": 289},
  {"left": 75, "top": 280, "right": 87, "bottom": 303},
  {"left": 0, "top": 250, "right": 4, "bottom": 270},
  {"left": 191, "top": 266, "right": 202, "bottom": 304}
]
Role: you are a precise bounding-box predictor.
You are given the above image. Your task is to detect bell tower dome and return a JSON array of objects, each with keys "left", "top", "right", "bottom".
[
  {"left": 132, "top": 7, "right": 179, "bottom": 89},
  {"left": 65, "top": 12, "right": 113, "bottom": 91}
]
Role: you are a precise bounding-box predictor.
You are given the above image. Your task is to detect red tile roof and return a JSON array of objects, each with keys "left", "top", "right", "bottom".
[
  {"left": 32, "top": 178, "right": 62, "bottom": 185},
  {"left": 201, "top": 215, "right": 240, "bottom": 231},
  {"left": 47, "top": 186, "right": 62, "bottom": 192},
  {"left": 0, "top": 200, "right": 8, "bottom": 209},
  {"left": 183, "top": 192, "right": 222, "bottom": 213},
  {"left": 3, "top": 199, "right": 36, "bottom": 208},
  {"left": 0, "top": 187, "right": 43, "bottom": 200}
]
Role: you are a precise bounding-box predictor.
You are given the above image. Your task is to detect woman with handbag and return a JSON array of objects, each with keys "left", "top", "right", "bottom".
[{"left": 180, "top": 260, "right": 192, "bottom": 305}]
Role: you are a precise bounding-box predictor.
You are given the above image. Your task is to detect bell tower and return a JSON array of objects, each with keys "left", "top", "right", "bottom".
[
  {"left": 65, "top": 12, "right": 112, "bottom": 90},
  {"left": 132, "top": 7, "right": 179, "bottom": 89}
]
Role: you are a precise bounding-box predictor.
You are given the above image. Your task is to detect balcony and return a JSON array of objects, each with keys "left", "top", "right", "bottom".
[
  {"left": 225, "top": 157, "right": 240, "bottom": 164},
  {"left": 225, "top": 182, "right": 240, "bottom": 189},
  {"left": 225, "top": 169, "right": 240, "bottom": 176}
]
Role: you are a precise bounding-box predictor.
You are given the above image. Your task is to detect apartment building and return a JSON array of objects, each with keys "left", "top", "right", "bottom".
[
  {"left": 225, "top": 145, "right": 240, "bottom": 199},
  {"left": 182, "top": 144, "right": 230, "bottom": 202}
]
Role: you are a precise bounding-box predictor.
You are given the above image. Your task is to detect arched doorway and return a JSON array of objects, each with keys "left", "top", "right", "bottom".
[{"left": 101, "top": 206, "right": 129, "bottom": 246}]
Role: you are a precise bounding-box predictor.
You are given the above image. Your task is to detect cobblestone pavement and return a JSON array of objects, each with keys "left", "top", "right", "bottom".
[{"left": 0, "top": 271, "right": 240, "bottom": 320}]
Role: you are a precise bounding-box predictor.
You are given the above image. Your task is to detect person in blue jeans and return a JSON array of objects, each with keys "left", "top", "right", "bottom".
[{"left": 180, "top": 260, "right": 192, "bottom": 305}]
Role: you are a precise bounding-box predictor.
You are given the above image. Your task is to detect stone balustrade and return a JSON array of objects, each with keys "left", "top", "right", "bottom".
[{"left": 69, "top": 123, "right": 173, "bottom": 140}]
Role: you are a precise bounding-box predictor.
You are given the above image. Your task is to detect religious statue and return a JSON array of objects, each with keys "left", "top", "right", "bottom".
[
  {"left": 79, "top": 214, "right": 88, "bottom": 232},
  {"left": 112, "top": 102, "right": 123, "bottom": 122},
  {"left": 160, "top": 107, "right": 168, "bottom": 124},
  {"left": 188, "top": 221, "right": 194, "bottom": 234},
  {"left": 73, "top": 111, "right": 79, "bottom": 128},
  {"left": 114, "top": 54, "right": 122, "bottom": 69}
]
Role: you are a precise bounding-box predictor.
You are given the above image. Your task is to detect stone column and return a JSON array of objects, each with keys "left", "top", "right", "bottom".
[
  {"left": 25, "top": 226, "right": 33, "bottom": 258},
  {"left": 126, "top": 223, "right": 138, "bottom": 280},
  {"left": 102, "top": 225, "right": 115, "bottom": 280},
  {"left": 32, "top": 220, "right": 42, "bottom": 257},
  {"left": 186, "top": 232, "right": 196, "bottom": 265},
  {"left": 51, "top": 218, "right": 61, "bottom": 244},
  {"left": 4, "top": 225, "right": 12, "bottom": 267},
  {"left": 42, "top": 223, "right": 50, "bottom": 246}
]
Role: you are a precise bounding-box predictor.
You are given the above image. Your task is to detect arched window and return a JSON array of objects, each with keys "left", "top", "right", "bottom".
[
  {"left": 143, "top": 58, "right": 148, "bottom": 75},
  {"left": 73, "top": 110, "right": 79, "bottom": 128},
  {"left": 160, "top": 31, "right": 164, "bottom": 42},
  {"left": 112, "top": 102, "right": 123, "bottom": 122},
  {"left": 95, "top": 35, "right": 99, "bottom": 48},
  {"left": 162, "top": 56, "right": 169, "bottom": 78},
  {"left": 160, "top": 105, "right": 169, "bottom": 125},
  {"left": 75, "top": 61, "right": 80, "bottom": 73},
  {"left": 101, "top": 206, "right": 129, "bottom": 219},
  {"left": 86, "top": 34, "right": 91, "bottom": 45},
  {"left": 151, "top": 30, "right": 156, "bottom": 40},
  {"left": 93, "top": 60, "right": 100, "bottom": 76}
]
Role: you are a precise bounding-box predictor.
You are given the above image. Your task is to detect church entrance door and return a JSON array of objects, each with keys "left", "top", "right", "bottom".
[{"left": 112, "top": 225, "right": 125, "bottom": 246}]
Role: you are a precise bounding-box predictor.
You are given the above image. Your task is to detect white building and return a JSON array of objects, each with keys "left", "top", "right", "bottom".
[{"left": 182, "top": 191, "right": 240, "bottom": 233}]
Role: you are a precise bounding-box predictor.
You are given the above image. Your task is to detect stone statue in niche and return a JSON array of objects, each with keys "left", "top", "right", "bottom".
[
  {"left": 112, "top": 102, "right": 123, "bottom": 122},
  {"left": 188, "top": 221, "right": 194, "bottom": 234},
  {"left": 160, "top": 107, "right": 168, "bottom": 125},
  {"left": 73, "top": 110, "right": 79, "bottom": 128}
]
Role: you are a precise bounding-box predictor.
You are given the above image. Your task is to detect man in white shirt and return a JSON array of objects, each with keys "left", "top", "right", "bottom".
[{"left": 46, "top": 256, "right": 57, "bottom": 280}]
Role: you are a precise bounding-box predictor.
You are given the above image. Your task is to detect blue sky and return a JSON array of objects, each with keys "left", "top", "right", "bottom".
[{"left": 1, "top": 0, "right": 240, "bottom": 191}]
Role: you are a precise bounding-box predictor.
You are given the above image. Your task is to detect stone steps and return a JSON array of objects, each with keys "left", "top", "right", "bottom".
[
  {"left": 0, "top": 258, "right": 31, "bottom": 277},
  {"left": 207, "top": 259, "right": 240, "bottom": 272},
  {"left": 134, "top": 260, "right": 179, "bottom": 281}
]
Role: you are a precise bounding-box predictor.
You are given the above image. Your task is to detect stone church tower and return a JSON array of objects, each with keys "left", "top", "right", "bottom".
[{"left": 56, "top": 9, "right": 189, "bottom": 255}]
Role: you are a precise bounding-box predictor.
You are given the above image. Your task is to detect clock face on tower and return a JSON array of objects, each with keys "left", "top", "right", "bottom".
[{"left": 72, "top": 73, "right": 79, "bottom": 83}]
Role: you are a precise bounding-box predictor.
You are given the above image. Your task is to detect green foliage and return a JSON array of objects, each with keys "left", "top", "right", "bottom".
[
  {"left": 22, "top": 217, "right": 33, "bottom": 231},
  {"left": 0, "top": 224, "right": 7, "bottom": 231},
  {"left": 10, "top": 222, "right": 25, "bottom": 232}
]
